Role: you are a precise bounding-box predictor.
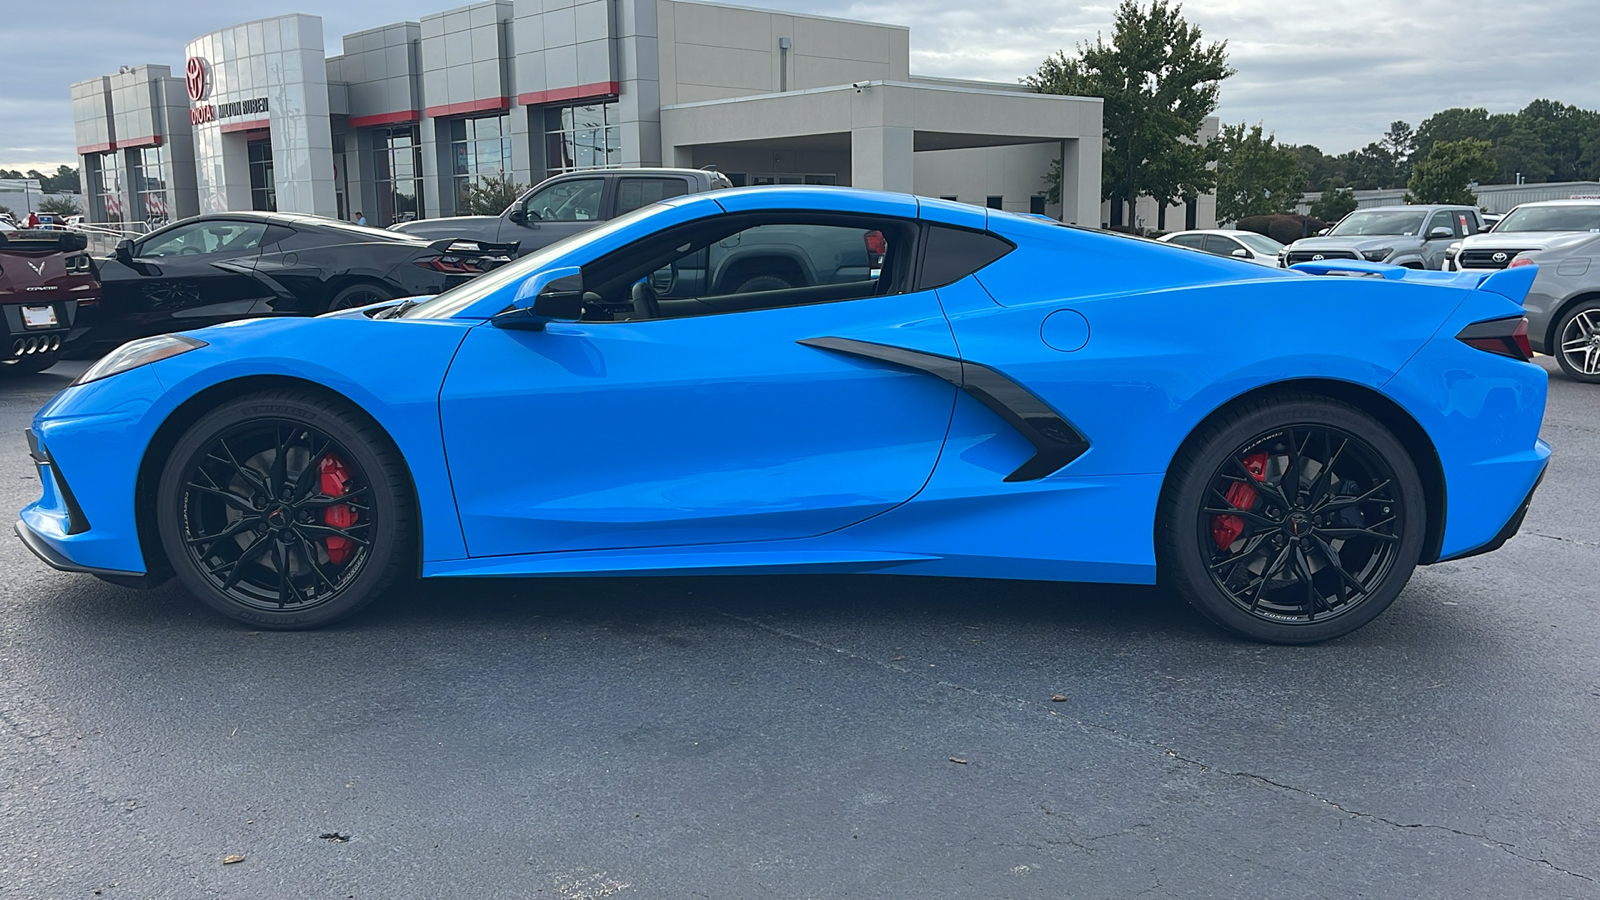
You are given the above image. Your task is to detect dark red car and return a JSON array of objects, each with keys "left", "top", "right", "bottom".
[{"left": 0, "top": 225, "right": 99, "bottom": 375}]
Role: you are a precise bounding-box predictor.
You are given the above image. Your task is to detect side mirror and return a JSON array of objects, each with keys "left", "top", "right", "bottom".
[
  {"left": 1315, "top": 228, "right": 1330, "bottom": 236},
  {"left": 1231, "top": 248, "right": 1250, "bottom": 259},
  {"left": 508, "top": 208, "right": 527, "bottom": 225},
  {"left": 1428, "top": 227, "right": 1454, "bottom": 240},
  {"left": 495, "top": 266, "right": 583, "bottom": 330},
  {"left": 115, "top": 239, "right": 134, "bottom": 263}
]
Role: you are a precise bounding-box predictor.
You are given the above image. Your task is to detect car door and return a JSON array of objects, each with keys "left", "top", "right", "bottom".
[
  {"left": 97, "top": 218, "right": 275, "bottom": 341},
  {"left": 438, "top": 212, "right": 958, "bottom": 557},
  {"left": 503, "top": 175, "right": 607, "bottom": 247},
  {"left": 1421, "top": 210, "right": 1460, "bottom": 269},
  {"left": 1201, "top": 235, "right": 1246, "bottom": 259}
]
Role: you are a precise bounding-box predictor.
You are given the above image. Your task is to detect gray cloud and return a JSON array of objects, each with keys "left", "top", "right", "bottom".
[{"left": 4, "top": 0, "right": 1595, "bottom": 170}]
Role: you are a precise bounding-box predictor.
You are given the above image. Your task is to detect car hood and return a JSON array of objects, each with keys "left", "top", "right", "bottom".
[
  {"left": 1461, "top": 230, "right": 1599, "bottom": 251},
  {"left": 1286, "top": 235, "right": 1420, "bottom": 252}
]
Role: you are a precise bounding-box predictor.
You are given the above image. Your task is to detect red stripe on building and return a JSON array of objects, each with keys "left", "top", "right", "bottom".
[
  {"left": 118, "top": 134, "right": 164, "bottom": 149},
  {"left": 517, "top": 81, "right": 620, "bottom": 106},
  {"left": 220, "top": 118, "right": 271, "bottom": 134},
  {"left": 422, "top": 96, "right": 511, "bottom": 119},
  {"left": 77, "top": 141, "right": 116, "bottom": 154},
  {"left": 348, "top": 109, "right": 422, "bottom": 128}
]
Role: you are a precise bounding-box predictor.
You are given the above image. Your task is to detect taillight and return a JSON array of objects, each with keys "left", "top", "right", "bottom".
[
  {"left": 863, "top": 230, "right": 887, "bottom": 256},
  {"left": 1457, "top": 316, "right": 1533, "bottom": 361},
  {"left": 415, "top": 255, "right": 475, "bottom": 273}
]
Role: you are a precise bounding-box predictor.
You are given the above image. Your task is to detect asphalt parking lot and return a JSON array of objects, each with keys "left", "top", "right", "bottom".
[{"left": 1, "top": 357, "right": 1596, "bottom": 899}]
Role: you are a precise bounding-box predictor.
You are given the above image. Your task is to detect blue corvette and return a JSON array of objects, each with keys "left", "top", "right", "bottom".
[{"left": 17, "top": 188, "right": 1549, "bottom": 642}]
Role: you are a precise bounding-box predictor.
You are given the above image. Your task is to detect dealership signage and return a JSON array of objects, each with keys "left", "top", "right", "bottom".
[{"left": 185, "top": 57, "right": 270, "bottom": 126}]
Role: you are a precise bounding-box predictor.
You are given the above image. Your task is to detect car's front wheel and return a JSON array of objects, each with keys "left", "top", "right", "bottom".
[
  {"left": 1553, "top": 300, "right": 1600, "bottom": 383},
  {"left": 156, "top": 390, "right": 413, "bottom": 628},
  {"left": 1158, "top": 394, "right": 1426, "bottom": 643}
]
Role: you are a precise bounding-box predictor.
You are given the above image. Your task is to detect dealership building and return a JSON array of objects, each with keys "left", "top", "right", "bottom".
[{"left": 69, "top": 1, "right": 1212, "bottom": 231}]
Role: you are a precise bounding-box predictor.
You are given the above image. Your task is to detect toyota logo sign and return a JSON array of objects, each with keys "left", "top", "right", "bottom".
[
  {"left": 1311, "top": 254, "right": 1325, "bottom": 261},
  {"left": 185, "top": 57, "right": 208, "bottom": 102},
  {"left": 1492, "top": 251, "right": 1509, "bottom": 263}
]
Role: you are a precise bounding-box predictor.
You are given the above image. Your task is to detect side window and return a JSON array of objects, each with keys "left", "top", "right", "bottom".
[
  {"left": 580, "top": 216, "right": 916, "bottom": 321},
  {"left": 918, "top": 225, "right": 1014, "bottom": 290},
  {"left": 261, "top": 224, "right": 296, "bottom": 247},
  {"left": 1425, "top": 211, "right": 1456, "bottom": 238},
  {"left": 1167, "top": 234, "right": 1205, "bottom": 249},
  {"left": 1201, "top": 235, "right": 1241, "bottom": 257},
  {"left": 614, "top": 178, "right": 689, "bottom": 216},
  {"left": 521, "top": 178, "right": 604, "bottom": 222},
  {"left": 1457, "top": 211, "right": 1479, "bottom": 235},
  {"left": 140, "top": 221, "right": 268, "bottom": 257}
]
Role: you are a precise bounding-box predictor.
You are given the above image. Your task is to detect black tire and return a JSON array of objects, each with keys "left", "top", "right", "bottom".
[
  {"left": 1157, "top": 393, "right": 1426, "bottom": 644},
  {"left": 0, "top": 347, "right": 63, "bottom": 375},
  {"left": 732, "top": 274, "right": 793, "bottom": 294},
  {"left": 325, "top": 281, "right": 394, "bottom": 313},
  {"left": 1552, "top": 300, "right": 1600, "bottom": 384},
  {"left": 155, "top": 389, "right": 413, "bottom": 629}
]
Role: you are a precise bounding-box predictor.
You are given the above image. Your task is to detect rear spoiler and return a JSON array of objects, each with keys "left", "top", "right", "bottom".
[
  {"left": 0, "top": 229, "right": 89, "bottom": 253},
  {"left": 426, "top": 238, "right": 520, "bottom": 259},
  {"left": 1289, "top": 259, "right": 1538, "bottom": 303}
]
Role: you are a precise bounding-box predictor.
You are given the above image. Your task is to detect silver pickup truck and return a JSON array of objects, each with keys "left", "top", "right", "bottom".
[{"left": 392, "top": 168, "right": 732, "bottom": 255}]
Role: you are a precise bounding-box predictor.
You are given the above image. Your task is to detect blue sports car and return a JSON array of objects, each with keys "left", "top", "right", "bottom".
[{"left": 17, "top": 188, "right": 1550, "bottom": 643}]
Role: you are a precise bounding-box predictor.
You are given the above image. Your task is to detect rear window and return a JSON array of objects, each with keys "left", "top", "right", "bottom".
[{"left": 917, "top": 226, "right": 1014, "bottom": 290}]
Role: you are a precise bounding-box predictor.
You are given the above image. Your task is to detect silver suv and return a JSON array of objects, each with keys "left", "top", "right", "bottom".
[
  {"left": 1449, "top": 199, "right": 1600, "bottom": 271},
  {"left": 1282, "top": 205, "right": 1484, "bottom": 270}
]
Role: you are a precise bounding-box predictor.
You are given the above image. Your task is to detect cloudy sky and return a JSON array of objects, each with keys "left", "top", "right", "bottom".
[{"left": 3, "top": 0, "right": 1594, "bottom": 171}]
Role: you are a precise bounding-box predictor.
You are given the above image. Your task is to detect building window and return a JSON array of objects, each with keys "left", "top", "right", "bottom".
[
  {"left": 726, "top": 173, "right": 837, "bottom": 187},
  {"left": 449, "top": 115, "right": 513, "bottom": 210},
  {"left": 543, "top": 102, "right": 620, "bottom": 176},
  {"left": 371, "top": 124, "right": 424, "bottom": 226},
  {"left": 131, "top": 145, "right": 171, "bottom": 224},
  {"left": 89, "top": 151, "right": 124, "bottom": 224},
  {"left": 248, "top": 139, "right": 276, "bottom": 212},
  {"left": 986, "top": 195, "right": 1003, "bottom": 210},
  {"left": 1030, "top": 194, "right": 1046, "bottom": 215}
]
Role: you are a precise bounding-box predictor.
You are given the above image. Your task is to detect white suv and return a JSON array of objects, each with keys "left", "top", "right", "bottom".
[{"left": 1449, "top": 198, "right": 1600, "bottom": 271}]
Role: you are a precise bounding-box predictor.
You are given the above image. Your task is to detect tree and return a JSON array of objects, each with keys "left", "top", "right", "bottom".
[
  {"left": 1309, "top": 186, "right": 1358, "bottom": 222},
  {"left": 1381, "top": 121, "right": 1415, "bottom": 184},
  {"left": 1406, "top": 139, "right": 1495, "bottom": 205},
  {"left": 459, "top": 173, "right": 526, "bottom": 216},
  {"left": 1212, "top": 123, "right": 1303, "bottom": 225},
  {"left": 37, "top": 196, "right": 82, "bottom": 215},
  {"left": 1027, "top": 0, "right": 1232, "bottom": 228}
]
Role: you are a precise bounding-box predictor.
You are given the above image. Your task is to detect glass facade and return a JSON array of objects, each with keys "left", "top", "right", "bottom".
[
  {"left": 131, "top": 145, "right": 171, "bottom": 223},
  {"left": 248, "top": 139, "right": 276, "bottom": 212},
  {"left": 89, "top": 151, "right": 124, "bottom": 224},
  {"left": 448, "top": 115, "right": 513, "bottom": 211},
  {"left": 371, "top": 124, "right": 424, "bottom": 226},
  {"left": 543, "top": 102, "right": 620, "bottom": 176}
]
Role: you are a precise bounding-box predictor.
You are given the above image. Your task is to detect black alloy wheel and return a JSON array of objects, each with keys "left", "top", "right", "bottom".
[
  {"left": 326, "top": 282, "right": 394, "bottom": 312},
  {"left": 1554, "top": 300, "right": 1600, "bottom": 383},
  {"left": 157, "top": 390, "right": 412, "bottom": 628},
  {"left": 1159, "top": 394, "right": 1426, "bottom": 643}
]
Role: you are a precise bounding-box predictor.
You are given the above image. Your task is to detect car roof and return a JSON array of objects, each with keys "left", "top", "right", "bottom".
[
  {"left": 1505, "top": 198, "right": 1600, "bottom": 208},
  {"left": 1162, "top": 229, "right": 1265, "bottom": 238},
  {"left": 1354, "top": 205, "right": 1473, "bottom": 213},
  {"left": 175, "top": 211, "right": 427, "bottom": 242}
]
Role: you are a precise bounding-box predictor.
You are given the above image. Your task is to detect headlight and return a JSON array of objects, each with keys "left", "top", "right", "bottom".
[
  {"left": 1444, "top": 242, "right": 1462, "bottom": 258},
  {"left": 1361, "top": 248, "right": 1393, "bottom": 262},
  {"left": 72, "top": 334, "right": 207, "bottom": 386}
]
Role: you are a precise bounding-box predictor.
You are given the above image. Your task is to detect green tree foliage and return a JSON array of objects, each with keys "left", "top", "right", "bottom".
[
  {"left": 1213, "top": 123, "right": 1303, "bottom": 224},
  {"left": 0, "top": 165, "right": 80, "bottom": 193},
  {"left": 1309, "top": 186, "right": 1358, "bottom": 222},
  {"left": 459, "top": 173, "right": 527, "bottom": 216},
  {"left": 1236, "top": 214, "right": 1326, "bottom": 245},
  {"left": 37, "top": 196, "right": 82, "bottom": 215},
  {"left": 1027, "top": 0, "right": 1232, "bottom": 227},
  {"left": 1406, "top": 139, "right": 1496, "bottom": 205}
]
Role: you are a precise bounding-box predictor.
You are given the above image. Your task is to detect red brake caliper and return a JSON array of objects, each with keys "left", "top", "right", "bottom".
[
  {"left": 1211, "top": 451, "right": 1268, "bottom": 550},
  {"left": 318, "top": 455, "right": 358, "bottom": 564}
]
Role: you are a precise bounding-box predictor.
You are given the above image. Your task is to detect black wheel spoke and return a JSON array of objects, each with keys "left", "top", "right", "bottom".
[
  {"left": 297, "top": 536, "right": 339, "bottom": 592},
  {"left": 217, "top": 532, "right": 272, "bottom": 591},
  {"left": 185, "top": 483, "right": 255, "bottom": 512},
  {"left": 1314, "top": 479, "right": 1392, "bottom": 513},
  {"left": 185, "top": 516, "right": 259, "bottom": 549},
  {"left": 296, "top": 522, "right": 371, "bottom": 546},
  {"left": 1291, "top": 545, "right": 1323, "bottom": 615},
  {"left": 1317, "top": 524, "right": 1398, "bottom": 542},
  {"left": 299, "top": 487, "right": 371, "bottom": 508},
  {"left": 291, "top": 437, "right": 334, "bottom": 503},
  {"left": 1228, "top": 456, "right": 1287, "bottom": 507},
  {"left": 1311, "top": 534, "right": 1368, "bottom": 600},
  {"left": 1307, "top": 436, "right": 1348, "bottom": 508},
  {"left": 1281, "top": 428, "right": 1304, "bottom": 505},
  {"left": 1202, "top": 506, "right": 1279, "bottom": 530},
  {"left": 216, "top": 438, "right": 270, "bottom": 498}
]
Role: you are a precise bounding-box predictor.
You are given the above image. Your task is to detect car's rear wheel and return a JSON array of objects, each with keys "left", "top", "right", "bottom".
[
  {"left": 326, "top": 281, "right": 394, "bottom": 312},
  {"left": 1158, "top": 394, "right": 1426, "bottom": 643},
  {"left": 156, "top": 390, "right": 413, "bottom": 628},
  {"left": 1553, "top": 300, "right": 1600, "bottom": 383}
]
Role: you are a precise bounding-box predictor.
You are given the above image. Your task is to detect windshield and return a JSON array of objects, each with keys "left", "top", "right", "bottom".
[
  {"left": 1495, "top": 205, "right": 1600, "bottom": 233},
  {"left": 1327, "top": 210, "right": 1428, "bottom": 237},
  {"left": 1235, "top": 233, "right": 1284, "bottom": 254},
  {"left": 400, "top": 203, "right": 679, "bottom": 319}
]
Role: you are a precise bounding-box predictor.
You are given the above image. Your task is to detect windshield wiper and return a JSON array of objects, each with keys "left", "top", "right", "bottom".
[{"left": 379, "top": 299, "right": 421, "bottom": 319}]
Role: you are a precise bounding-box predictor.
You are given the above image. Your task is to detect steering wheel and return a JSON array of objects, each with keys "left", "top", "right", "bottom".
[
  {"left": 629, "top": 280, "right": 660, "bottom": 320},
  {"left": 178, "top": 247, "right": 202, "bottom": 256}
]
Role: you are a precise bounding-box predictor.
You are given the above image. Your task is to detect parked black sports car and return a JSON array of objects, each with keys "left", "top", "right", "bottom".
[{"left": 88, "top": 212, "right": 514, "bottom": 348}]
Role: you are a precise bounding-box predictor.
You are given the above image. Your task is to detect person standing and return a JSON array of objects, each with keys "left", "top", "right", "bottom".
[
  {"left": 25, "top": 210, "right": 39, "bottom": 229},
  {"left": 354, "top": 211, "right": 367, "bottom": 226}
]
